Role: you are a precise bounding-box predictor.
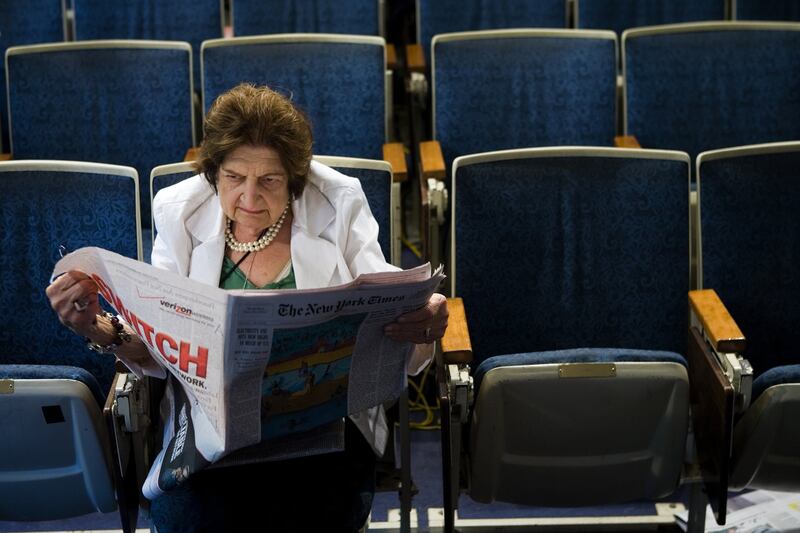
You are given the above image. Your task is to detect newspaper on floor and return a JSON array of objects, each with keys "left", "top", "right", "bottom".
[
  {"left": 52, "top": 247, "right": 444, "bottom": 499},
  {"left": 676, "top": 489, "right": 800, "bottom": 532}
]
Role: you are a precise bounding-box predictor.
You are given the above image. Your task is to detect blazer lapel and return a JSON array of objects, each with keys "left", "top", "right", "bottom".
[
  {"left": 186, "top": 194, "right": 226, "bottom": 286},
  {"left": 290, "top": 179, "right": 342, "bottom": 289}
]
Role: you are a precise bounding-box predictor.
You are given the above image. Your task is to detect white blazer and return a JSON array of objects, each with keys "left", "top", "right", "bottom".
[{"left": 144, "top": 160, "right": 418, "bottom": 455}]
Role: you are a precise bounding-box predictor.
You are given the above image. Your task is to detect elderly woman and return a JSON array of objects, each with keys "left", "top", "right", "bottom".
[{"left": 46, "top": 83, "right": 447, "bottom": 532}]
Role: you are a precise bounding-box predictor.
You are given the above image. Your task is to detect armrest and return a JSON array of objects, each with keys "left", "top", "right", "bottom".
[
  {"left": 184, "top": 147, "right": 198, "bottom": 162},
  {"left": 405, "top": 44, "right": 426, "bottom": 73},
  {"left": 386, "top": 44, "right": 397, "bottom": 71},
  {"left": 441, "top": 297, "right": 472, "bottom": 364},
  {"left": 614, "top": 135, "right": 641, "bottom": 148},
  {"left": 689, "top": 289, "right": 745, "bottom": 353},
  {"left": 0, "top": 153, "right": 12, "bottom": 160},
  {"left": 419, "top": 140, "right": 446, "bottom": 181},
  {"left": 382, "top": 142, "right": 407, "bottom": 182}
]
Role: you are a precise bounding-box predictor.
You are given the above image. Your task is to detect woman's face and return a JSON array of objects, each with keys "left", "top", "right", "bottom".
[{"left": 218, "top": 144, "right": 291, "bottom": 237}]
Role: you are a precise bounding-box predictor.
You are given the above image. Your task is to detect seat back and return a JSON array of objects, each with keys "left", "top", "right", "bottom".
[
  {"left": 697, "top": 142, "right": 800, "bottom": 374},
  {"left": 72, "top": 0, "right": 223, "bottom": 89},
  {"left": 0, "top": 0, "right": 66, "bottom": 151},
  {"left": 417, "top": 0, "right": 567, "bottom": 58},
  {"left": 202, "top": 35, "right": 386, "bottom": 160},
  {"left": 433, "top": 30, "right": 617, "bottom": 171},
  {"left": 624, "top": 22, "right": 800, "bottom": 162},
  {"left": 6, "top": 41, "right": 195, "bottom": 225},
  {"left": 233, "top": 0, "right": 382, "bottom": 37},
  {"left": 452, "top": 147, "right": 691, "bottom": 505},
  {"left": 734, "top": 0, "right": 800, "bottom": 21},
  {"left": 576, "top": 0, "right": 724, "bottom": 35},
  {"left": 0, "top": 160, "right": 142, "bottom": 391},
  {"left": 452, "top": 147, "right": 690, "bottom": 364},
  {"left": 697, "top": 142, "right": 800, "bottom": 490}
]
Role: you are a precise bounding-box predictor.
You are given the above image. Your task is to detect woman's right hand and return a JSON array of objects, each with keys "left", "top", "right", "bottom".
[{"left": 45, "top": 270, "right": 102, "bottom": 337}]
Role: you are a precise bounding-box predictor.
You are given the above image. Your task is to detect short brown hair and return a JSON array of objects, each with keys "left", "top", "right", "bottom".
[{"left": 196, "top": 83, "right": 313, "bottom": 198}]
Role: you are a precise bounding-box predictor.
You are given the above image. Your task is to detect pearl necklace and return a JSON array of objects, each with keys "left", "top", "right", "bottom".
[{"left": 225, "top": 200, "right": 291, "bottom": 253}]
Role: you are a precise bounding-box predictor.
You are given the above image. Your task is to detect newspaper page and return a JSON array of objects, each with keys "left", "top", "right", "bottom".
[
  {"left": 52, "top": 247, "right": 444, "bottom": 498},
  {"left": 676, "top": 490, "right": 800, "bottom": 532}
]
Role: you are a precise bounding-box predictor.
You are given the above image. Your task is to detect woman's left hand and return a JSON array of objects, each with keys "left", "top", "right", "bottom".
[{"left": 384, "top": 293, "right": 448, "bottom": 344}]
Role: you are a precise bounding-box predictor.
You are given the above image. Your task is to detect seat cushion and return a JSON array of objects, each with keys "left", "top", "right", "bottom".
[
  {"left": 474, "top": 347, "right": 687, "bottom": 392},
  {"left": 0, "top": 364, "right": 106, "bottom": 406},
  {"left": 751, "top": 364, "right": 800, "bottom": 401}
]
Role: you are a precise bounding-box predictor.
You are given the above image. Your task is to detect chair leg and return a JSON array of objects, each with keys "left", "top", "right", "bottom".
[
  {"left": 438, "top": 369, "right": 456, "bottom": 533},
  {"left": 686, "top": 482, "right": 709, "bottom": 533},
  {"left": 399, "top": 387, "right": 412, "bottom": 533}
]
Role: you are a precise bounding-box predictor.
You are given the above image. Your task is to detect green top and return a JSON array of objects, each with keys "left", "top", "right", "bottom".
[{"left": 219, "top": 256, "right": 297, "bottom": 290}]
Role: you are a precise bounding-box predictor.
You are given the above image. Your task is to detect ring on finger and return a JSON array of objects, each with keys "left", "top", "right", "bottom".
[{"left": 73, "top": 299, "right": 89, "bottom": 312}]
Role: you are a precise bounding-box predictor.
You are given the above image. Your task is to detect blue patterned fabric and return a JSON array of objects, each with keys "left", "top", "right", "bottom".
[
  {"left": 577, "top": 0, "right": 723, "bottom": 35},
  {"left": 0, "top": 0, "right": 65, "bottom": 151},
  {"left": 234, "top": 0, "right": 379, "bottom": 37},
  {"left": 418, "top": 0, "right": 566, "bottom": 57},
  {"left": 751, "top": 365, "right": 800, "bottom": 400},
  {"left": 736, "top": 1, "right": 800, "bottom": 21},
  {"left": 454, "top": 154, "right": 689, "bottom": 365},
  {"left": 0, "top": 168, "right": 140, "bottom": 393},
  {"left": 625, "top": 27, "right": 800, "bottom": 161},
  {"left": 7, "top": 45, "right": 194, "bottom": 226},
  {"left": 328, "top": 165, "right": 392, "bottom": 261},
  {"left": 699, "top": 148, "right": 800, "bottom": 376},
  {"left": 0, "top": 364, "right": 106, "bottom": 406},
  {"left": 73, "top": 0, "right": 222, "bottom": 89},
  {"left": 474, "top": 348, "right": 687, "bottom": 392},
  {"left": 434, "top": 34, "right": 616, "bottom": 170},
  {"left": 203, "top": 40, "right": 385, "bottom": 160}
]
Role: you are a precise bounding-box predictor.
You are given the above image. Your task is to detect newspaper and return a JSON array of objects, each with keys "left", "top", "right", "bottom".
[
  {"left": 52, "top": 247, "right": 444, "bottom": 499},
  {"left": 676, "top": 490, "right": 800, "bottom": 532}
]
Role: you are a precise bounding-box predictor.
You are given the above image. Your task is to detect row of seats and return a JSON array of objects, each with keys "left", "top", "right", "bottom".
[
  {"left": 5, "top": 23, "right": 799, "bottom": 231},
  {"left": 438, "top": 142, "right": 800, "bottom": 531},
  {"left": 2, "top": 141, "right": 798, "bottom": 529}
]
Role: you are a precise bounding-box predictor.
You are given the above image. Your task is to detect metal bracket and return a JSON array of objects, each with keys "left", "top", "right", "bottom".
[
  {"left": 447, "top": 364, "right": 473, "bottom": 424},
  {"left": 112, "top": 373, "right": 150, "bottom": 433},
  {"left": 700, "top": 329, "right": 753, "bottom": 414},
  {"left": 427, "top": 178, "right": 449, "bottom": 226}
]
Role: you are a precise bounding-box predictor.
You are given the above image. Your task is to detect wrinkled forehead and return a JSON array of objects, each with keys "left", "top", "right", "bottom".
[{"left": 222, "top": 144, "right": 287, "bottom": 175}]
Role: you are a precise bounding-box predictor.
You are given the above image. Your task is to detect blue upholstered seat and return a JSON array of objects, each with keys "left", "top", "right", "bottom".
[
  {"left": 623, "top": 22, "right": 800, "bottom": 164},
  {"left": 72, "top": 0, "right": 223, "bottom": 89},
  {"left": 0, "top": 160, "right": 142, "bottom": 522},
  {"left": 417, "top": 0, "right": 567, "bottom": 58},
  {"left": 233, "top": 0, "right": 381, "bottom": 37},
  {"left": 6, "top": 41, "right": 195, "bottom": 226},
  {"left": 576, "top": 0, "right": 724, "bottom": 36},
  {"left": 0, "top": 0, "right": 65, "bottom": 151},
  {"left": 696, "top": 141, "right": 800, "bottom": 492},
  {"left": 433, "top": 30, "right": 618, "bottom": 177},
  {"left": 202, "top": 35, "right": 387, "bottom": 160},
  {"left": 439, "top": 147, "right": 691, "bottom": 525},
  {"left": 735, "top": 1, "right": 800, "bottom": 21}
]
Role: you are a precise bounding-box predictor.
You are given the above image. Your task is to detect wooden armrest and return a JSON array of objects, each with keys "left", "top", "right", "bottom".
[
  {"left": 406, "top": 44, "right": 426, "bottom": 73},
  {"left": 441, "top": 297, "right": 472, "bottom": 364},
  {"left": 382, "top": 142, "right": 407, "bottom": 182},
  {"left": 419, "top": 140, "right": 446, "bottom": 181},
  {"left": 184, "top": 147, "right": 199, "bottom": 162},
  {"left": 386, "top": 44, "right": 397, "bottom": 70},
  {"left": 614, "top": 135, "right": 641, "bottom": 148},
  {"left": 0, "top": 153, "right": 12, "bottom": 161},
  {"left": 689, "top": 289, "right": 746, "bottom": 353}
]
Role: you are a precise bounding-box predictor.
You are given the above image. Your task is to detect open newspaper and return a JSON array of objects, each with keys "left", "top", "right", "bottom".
[{"left": 53, "top": 247, "right": 444, "bottom": 499}]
